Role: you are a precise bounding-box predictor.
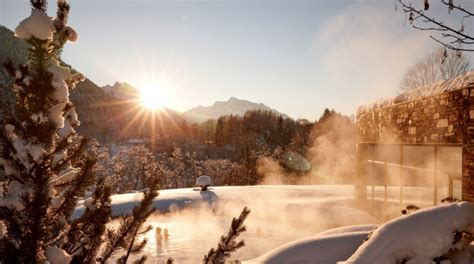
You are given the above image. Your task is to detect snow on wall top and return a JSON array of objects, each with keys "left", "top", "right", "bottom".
[{"left": 357, "top": 71, "right": 474, "bottom": 113}]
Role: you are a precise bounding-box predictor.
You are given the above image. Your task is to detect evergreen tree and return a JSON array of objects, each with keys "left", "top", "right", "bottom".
[
  {"left": 0, "top": 1, "right": 158, "bottom": 262},
  {"left": 202, "top": 159, "right": 243, "bottom": 186},
  {"left": 97, "top": 179, "right": 158, "bottom": 264},
  {"left": 170, "top": 146, "right": 185, "bottom": 188},
  {"left": 111, "top": 145, "right": 159, "bottom": 193},
  {"left": 203, "top": 207, "right": 250, "bottom": 264},
  {"left": 0, "top": 1, "right": 86, "bottom": 261},
  {"left": 187, "top": 151, "right": 203, "bottom": 186},
  {"left": 215, "top": 117, "right": 225, "bottom": 146}
]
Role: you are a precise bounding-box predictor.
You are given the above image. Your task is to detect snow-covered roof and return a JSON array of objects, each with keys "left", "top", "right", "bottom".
[{"left": 358, "top": 71, "right": 474, "bottom": 113}]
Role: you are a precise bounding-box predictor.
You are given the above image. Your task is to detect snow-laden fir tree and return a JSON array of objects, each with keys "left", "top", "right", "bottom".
[
  {"left": 201, "top": 159, "right": 243, "bottom": 186},
  {"left": 170, "top": 146, "right": 185, "bottom": 188},
  {"left": 0, "top": 1, "right": 158, "bottom": 262},
  {"left": 100, "top": 145, "right": 161, "bottom": 193},
  {"left": 186, "top": 151, "right": 203, "bottom": 187}
]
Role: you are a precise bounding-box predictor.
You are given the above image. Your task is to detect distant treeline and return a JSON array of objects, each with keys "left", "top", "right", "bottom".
[{"left": 131, "top": 108, "right": 356, "bottom": 189}]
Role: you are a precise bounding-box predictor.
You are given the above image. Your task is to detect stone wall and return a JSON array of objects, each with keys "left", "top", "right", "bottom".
[
  {"left": 357, "top": 88, "right": 471, "bottom": 144},
  {"left": 356, "top": 87, "right": 474, "bottom": 202}
]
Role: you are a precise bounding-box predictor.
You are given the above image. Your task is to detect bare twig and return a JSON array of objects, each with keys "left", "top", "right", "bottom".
[{"left": 398, "top": 0, "right": 474, "bottom": 52}]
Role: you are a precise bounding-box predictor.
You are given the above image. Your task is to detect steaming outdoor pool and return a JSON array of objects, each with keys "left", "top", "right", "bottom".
[{"left": 102, "top": 185, "right": 380, "bottom": 263}]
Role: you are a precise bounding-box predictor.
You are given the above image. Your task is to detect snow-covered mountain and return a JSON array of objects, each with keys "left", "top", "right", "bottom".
[
  {"left": 184, "top": 97, "right": 289, "bottom": 122},
  {"left": 101, "top": 82, "right": 140, "bottom": 100}
]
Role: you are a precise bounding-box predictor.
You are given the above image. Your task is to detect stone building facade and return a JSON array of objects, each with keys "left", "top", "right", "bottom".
[{"left": 356, "top": 85, "right": 474, "bottom": 202}]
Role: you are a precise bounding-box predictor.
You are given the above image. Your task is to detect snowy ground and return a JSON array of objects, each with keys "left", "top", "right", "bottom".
[
  {"left": 245, "top": 202, "right": 474, "bottom": 264},
  {"left": 75, "top": 185, "right": 379, "bottom": 263},
  {"left": 245, "top": 226, "right": 377, "bottom": 264}
]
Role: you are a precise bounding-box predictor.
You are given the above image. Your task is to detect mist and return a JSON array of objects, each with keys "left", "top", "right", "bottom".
[
  {"left": 256, "top": 109, "right": 357, "bottom": 185},
  {"left": 120, "top": 186, "right": 380, "bottom": 263},
  {"left": 307, "top": 111, "right": 356, "bottom": 184}
]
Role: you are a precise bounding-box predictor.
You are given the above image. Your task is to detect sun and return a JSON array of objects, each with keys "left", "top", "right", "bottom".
[{"left": 139, "top": 85, "right": 169, "bottom": 110}]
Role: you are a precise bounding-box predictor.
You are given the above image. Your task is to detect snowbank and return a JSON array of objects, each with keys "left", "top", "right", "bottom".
[
  {"left": 341, "top": 202, "right": 474, "bottom": 264},
  {"left": 247, "top": 203, "right": 474, "bottom": 264},
  {"left": 314, "top": 224, "right": 378, "bottom": 237},
  {"left": 245, "top": 231, "right": 371, "bottom": 264},
  {"left": 358, "top": 71, "right": 474, "bottom": 113},
  {"left": 245, "top": 224, "right": 378, "bottom": 264}
]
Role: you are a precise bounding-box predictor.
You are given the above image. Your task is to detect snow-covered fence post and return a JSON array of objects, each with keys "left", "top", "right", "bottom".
[{"left": 196, "top": 175, "right": 212, "bottom": 191}]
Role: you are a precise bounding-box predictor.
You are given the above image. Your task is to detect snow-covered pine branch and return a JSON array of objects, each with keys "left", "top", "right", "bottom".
[
  {"left": 203, "top": 206, "right": 251, "bottom": 264},
  {"left": 98, "top": 179, "right": 159, "bottom": 263}
]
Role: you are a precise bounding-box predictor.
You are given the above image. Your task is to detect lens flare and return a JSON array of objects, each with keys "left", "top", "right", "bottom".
[{"left": 139, "top": 85, "right": 169, "bottom": 109}]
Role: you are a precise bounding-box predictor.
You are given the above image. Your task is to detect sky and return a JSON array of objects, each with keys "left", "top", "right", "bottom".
[{"left": 0, "top": 0, "right": 470, "bottom": 120}]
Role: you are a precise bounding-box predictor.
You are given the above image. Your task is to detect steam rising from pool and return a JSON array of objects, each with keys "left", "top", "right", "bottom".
[{"left": 117, "top": 186, "right": 379, "bottom": 263}]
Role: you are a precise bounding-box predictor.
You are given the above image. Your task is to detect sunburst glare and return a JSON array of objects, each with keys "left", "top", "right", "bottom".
[{"left": 139, "top": 84, "right": 170, "bottom": 109}]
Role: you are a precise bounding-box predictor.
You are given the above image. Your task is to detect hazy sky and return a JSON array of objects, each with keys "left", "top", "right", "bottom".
[{"left": 1, "top": 0, "right": 469, "bottom": 120}]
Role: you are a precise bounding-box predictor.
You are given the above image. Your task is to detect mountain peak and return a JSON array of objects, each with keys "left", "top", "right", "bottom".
[
  {"left": 184, "top": 97, "right": 288, "bottom": 123},
  {"left": 101, "top": 82, "right": 140, "bottom": 100}
]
